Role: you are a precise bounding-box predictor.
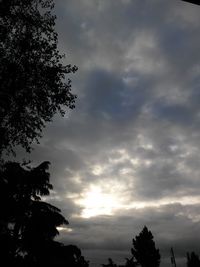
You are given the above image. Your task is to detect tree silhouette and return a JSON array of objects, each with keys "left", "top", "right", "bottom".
[
  {"left": 0, "top": 161, "right": 68, "bottom": 265},
  {"left": 187, "top": 252, "right": 200, "bottom": 267},
  {"left": 131, "top": 226, "right": 160, "bottom": 267},
  {"left": 124, "top": 257, "right": 137, "bottom": 267},
  {"left": 181, "top": 0, "right": 200, "bottom": 5},
  {"left": 102, "top": 258, "right": 118, "bottom": 267},
  {"left": 0, "top": 0, "right": 77, "bottom": 154},
  {"left": 50, "top": 244, "right": 90, "bottom": 267}
]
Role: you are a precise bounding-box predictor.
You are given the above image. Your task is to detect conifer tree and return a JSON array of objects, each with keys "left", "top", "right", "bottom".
[
  {"left": 0, "top": 161, "right": 68, "bottom": 265},
  {"left": 131, "top": 226, "right": 160, "bottom": 267}
]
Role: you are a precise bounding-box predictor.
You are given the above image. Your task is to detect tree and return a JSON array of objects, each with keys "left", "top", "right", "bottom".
[
  {"left": 124, "top": 257, "right": 137, "bottom": 267},
  {"left": 102, "top": 258, "right": 117, "bottom": 267},
  {"left": 102, "top": 258, "right": 118, "bottom": 267},
  {"left": 0, "top": 161, "right": 89, "bottom": 266},
  {"left": 181, "top": 1, "right": 200, "bottom": 5},
  {"left": 0, "top": 0, "right": 77, "bottom": 154},
  {"left": 51, "top": 244, "right": 90, "bottom": 267},
  {"left": 0, "top": 161, "right": 68, "bottom": 265},
  {"left": 187, "top": 252, "right": 200, "bottom": 267},
  {"left": 131, "top": 226, "right": 160, "bottom": 267}
]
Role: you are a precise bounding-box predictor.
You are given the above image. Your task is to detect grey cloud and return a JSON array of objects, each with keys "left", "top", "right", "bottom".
[
  {"left": 82, "top": 68, "right": 149, "bottom": 121},
  {"left": 56, "top": 204, "right": 200, "bottom": 266},
  {"left": 14, "top": 0, "right": 200, "bottom": 266}
]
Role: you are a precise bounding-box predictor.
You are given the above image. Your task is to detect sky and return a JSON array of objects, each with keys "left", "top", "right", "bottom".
[{"left": 17, "top": 0, "right": 200, "bottom": 266}]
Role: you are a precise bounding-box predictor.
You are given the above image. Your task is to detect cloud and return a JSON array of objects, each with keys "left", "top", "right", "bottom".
[
  {"left": 55, "top": 204, "right": 200, "bottom": 266},
  {"left": 15, "top": 0, "right": 200, "bottom": 266}
]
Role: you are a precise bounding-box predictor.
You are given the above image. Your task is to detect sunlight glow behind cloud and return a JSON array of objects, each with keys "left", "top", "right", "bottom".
[
  {"left": 73, "top": 180, "right": 200, "bottom": 219},
  {"left": 76, "top": 185, "right": 121, "bottom": 218}
]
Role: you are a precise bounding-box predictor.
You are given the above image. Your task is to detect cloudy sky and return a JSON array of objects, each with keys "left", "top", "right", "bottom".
[{"left": 18, "top": 0, "right": 200, "bottom": 266}]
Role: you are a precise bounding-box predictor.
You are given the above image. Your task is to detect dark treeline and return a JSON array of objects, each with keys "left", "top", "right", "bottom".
[{"left": 0, "top": 0, "right": 199, "bottom": 267}]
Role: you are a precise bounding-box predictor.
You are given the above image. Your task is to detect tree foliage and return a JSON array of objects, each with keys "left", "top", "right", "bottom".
[
  {"left": 0, "top": 161, "right": 68, "bottom": 264},
  {"left": 187, "top": 252, "right": 200, "bottom": 267},
  {"left": 131, "top": 226, "right": 160, "bottom": 267},
  {"left": 0, "top": 0, "right": 77, "bottom": 153},
  {"left": 102, "top": 258, "right": 118, "bottom": 267},
  {"left": 124, "top": 257, "right": 137, "bottom": 267},
  {"left": 0, "top": 161, "right": 90, "bottom": 266}
]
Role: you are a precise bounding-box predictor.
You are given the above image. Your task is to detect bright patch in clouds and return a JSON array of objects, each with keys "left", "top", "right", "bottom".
[
  {"left": 76, "top": 185, "right": 121, "bottom": 218},
  {"left": 91, "top": 165, "right": 104, "bottom": 176},
  {"left": 74, "top": 182, "right": 200, "bottom": 219},
  {"left": 57, "top": 226, "right": 73, "bottom": 233}
]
